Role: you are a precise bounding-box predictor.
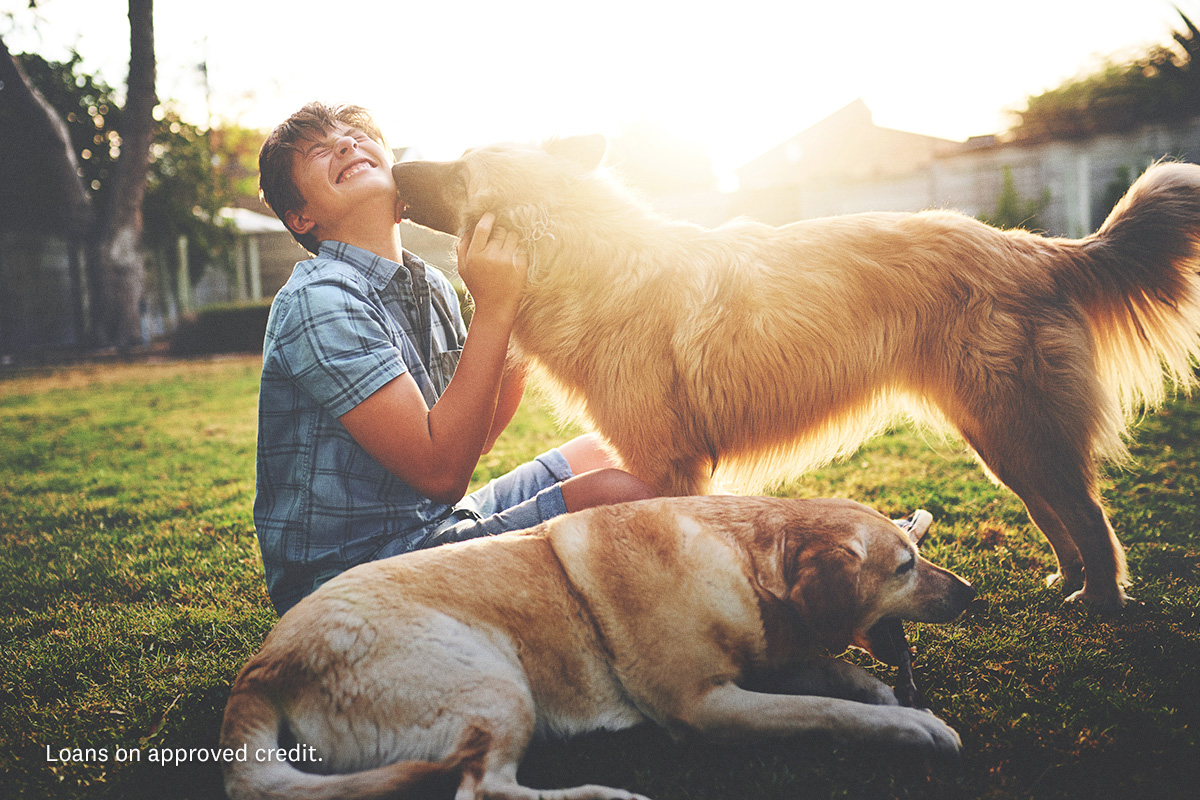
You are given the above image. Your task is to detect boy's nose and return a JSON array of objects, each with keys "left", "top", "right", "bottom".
[{"left": 336, "top": 135, "right": 359, "bottom": 154}]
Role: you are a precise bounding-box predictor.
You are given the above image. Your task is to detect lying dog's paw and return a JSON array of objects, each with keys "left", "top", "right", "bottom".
[{"left": 874, "top": 706, "right": 962, "bottom": 754}]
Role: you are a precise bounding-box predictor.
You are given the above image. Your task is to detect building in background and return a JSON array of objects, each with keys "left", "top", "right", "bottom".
[{"left": 732, "top": 99, "right": 1200, "bottom": 238}]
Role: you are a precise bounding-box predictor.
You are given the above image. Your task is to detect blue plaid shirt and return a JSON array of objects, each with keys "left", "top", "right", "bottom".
[{"left": 254, "top": 241, "right": 467, "bottom": 614}]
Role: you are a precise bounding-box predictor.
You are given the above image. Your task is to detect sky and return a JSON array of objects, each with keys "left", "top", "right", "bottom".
[{"left": 1, "top": 0, "right": 1193, "bottom": 189}]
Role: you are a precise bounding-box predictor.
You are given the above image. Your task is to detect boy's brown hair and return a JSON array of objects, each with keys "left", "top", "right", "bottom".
[{"left": 258, "top": 102, "right": 389, "bottom": 254}]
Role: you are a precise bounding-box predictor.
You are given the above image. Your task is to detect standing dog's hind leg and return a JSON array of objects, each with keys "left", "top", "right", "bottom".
[{"left": 965, "top": 425, "right": 1126, "bottom": 609}]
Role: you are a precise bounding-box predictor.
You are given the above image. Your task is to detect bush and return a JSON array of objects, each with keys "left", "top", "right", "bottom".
[
  {"left": 169, "top": 301, "right": 271, "bottom": 356},
  {"left": 977, "top": 165, "right": 1050, "bottom": 232}
]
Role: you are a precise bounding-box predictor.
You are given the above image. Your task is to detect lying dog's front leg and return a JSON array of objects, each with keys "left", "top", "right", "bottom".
[
  {"left": 746, "top": 658, "right": 898, "bottom": 707},
  {"left": 679, "top": 682, "right": 960, "bottom": 754}
]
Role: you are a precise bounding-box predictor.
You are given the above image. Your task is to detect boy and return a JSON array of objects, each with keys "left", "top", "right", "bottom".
[{"left": 254, "top": 103, "right": 654, "bottom": 615}]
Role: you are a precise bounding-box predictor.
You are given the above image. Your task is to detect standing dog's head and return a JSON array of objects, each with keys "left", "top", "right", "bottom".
[
  {"left": 756, "top": 499, "right": 975, "bottom": 665},
  {"left": 392, "top": 135, "right": 608, "bottom": 240}
]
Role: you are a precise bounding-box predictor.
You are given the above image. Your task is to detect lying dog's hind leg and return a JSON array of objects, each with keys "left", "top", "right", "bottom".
[
  {"left": 453, "top": 712, "right": 650, "bottom": 800},
  {"left": 467, "top": 740, "right": 649, "bottom": 800},
  {"left": 473, "top": 783, "right": 651, "bottom": 800}
]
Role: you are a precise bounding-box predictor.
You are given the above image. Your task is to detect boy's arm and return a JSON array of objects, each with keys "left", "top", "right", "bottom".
[
  {"left": 339, "top": 214, "right": 527, "bottom": 504},
  {"left": 483, "top": 356, "right": 527, "bottom": 454}
]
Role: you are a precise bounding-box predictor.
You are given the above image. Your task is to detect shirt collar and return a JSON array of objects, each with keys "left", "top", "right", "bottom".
[{"left": 317, "top": 240, "right": 428, "bottom": 290}]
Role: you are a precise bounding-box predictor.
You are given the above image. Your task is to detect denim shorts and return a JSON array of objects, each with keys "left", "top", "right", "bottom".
[{"left": 417, "top": 448, "right": 573, "bottom": 548}]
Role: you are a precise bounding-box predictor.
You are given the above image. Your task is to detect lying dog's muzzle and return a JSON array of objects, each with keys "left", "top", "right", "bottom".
[
  {"left": 907, "top": 563, "right": 976, "bottom": 625},
  {"left": 865, "top": 570, "right": 975, "bottom": 666},
  {"left": 865, "top": 572, "right": 975, "bottom": 707}
]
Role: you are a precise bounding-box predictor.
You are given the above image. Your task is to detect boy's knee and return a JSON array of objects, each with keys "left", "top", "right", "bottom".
[
  {"left": 559, "top": 434, "right": 621, "bottom": 474},
  {"left": 596, "top": 468, "right": 656, "bottom": 502},
  {"left": 562, "top": 468, "right": 655, "bottom": 512}
]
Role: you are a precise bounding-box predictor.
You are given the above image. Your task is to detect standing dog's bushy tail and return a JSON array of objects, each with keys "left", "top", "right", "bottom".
[
  {"left": 1075, "top": 162, "right": 1200, "bottom": 416},
  {"left": 221, "top": 684, "right": 488, "bottom": 800}
]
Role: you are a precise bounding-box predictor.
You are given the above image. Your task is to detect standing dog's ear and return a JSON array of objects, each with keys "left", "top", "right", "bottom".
[{"left": 544, "top": 135, "right": 607, "bottom": 171}]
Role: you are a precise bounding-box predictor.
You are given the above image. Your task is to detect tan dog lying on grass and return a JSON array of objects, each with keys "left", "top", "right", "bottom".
[
  {"left": 392, "top": 145, "right": 1200, "bottom": 612},
  {"left": 221, "top": 497, "right": 973, "bottom": 800}
]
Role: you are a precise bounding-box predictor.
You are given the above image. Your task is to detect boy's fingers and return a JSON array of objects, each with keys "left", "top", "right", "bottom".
[{"left": 470, "top": 213, "right": 496, "bottom": 255}]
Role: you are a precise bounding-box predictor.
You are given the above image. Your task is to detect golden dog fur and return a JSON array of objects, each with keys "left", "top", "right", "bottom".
[
  {"left": 393, "top": 144, "right": 1200, "bottom": 610},
  {"left": 221, "top": 497, "right": 974, "bottom": 800}
]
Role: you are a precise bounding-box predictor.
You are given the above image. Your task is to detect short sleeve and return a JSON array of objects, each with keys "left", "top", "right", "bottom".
[{"left": 272, "top": 276, "right": 408, "bottom": 418}]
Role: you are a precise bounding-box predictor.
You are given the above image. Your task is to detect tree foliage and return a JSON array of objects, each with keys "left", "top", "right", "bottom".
[
  {"left": 143, "top": 109, "right": 239, "bottom": 277},
  {"left": 2, "top": 50, "right": 122, "bottom": 210},
  {"left": 4, "top": 50, "right": 249, "bottom": 258},
  {"left": 1, "top": 0, "right": 156, "bottom": 349},
  {"left": 1010, "top": 10, "right": 1200, "bottom": 141},
  {"left": 4, "top": 42, "right": 270, "bottom": 327},
  {"left": 0, "top": 43, "right": 93, "bottom": 237}
]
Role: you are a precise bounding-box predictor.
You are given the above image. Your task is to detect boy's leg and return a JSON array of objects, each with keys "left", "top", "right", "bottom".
[
  {"left": 461, "top": 448, "right": 575, "bottom": 520},
  {"left": 556, "top": 432, "right": 654, "bottom": 508},
  {"left": 463, "top": 433, "right": 644, "bottom": 519},
  {"left": 558, "top": 433, "right": 622, "bottom": 474},
  {"left": 420, "top": 439, "right": 653, "bottom": 547},
  {"left": 559, "top": 468, "right": 655, "bottom": 512}
]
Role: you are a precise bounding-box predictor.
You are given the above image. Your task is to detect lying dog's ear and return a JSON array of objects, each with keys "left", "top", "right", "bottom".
[
  {"left": 791, "top": 544, "right": 864, "bottom": 653},
  {"left": 543, "top": 135, "right": 607, "bottom": 171}
]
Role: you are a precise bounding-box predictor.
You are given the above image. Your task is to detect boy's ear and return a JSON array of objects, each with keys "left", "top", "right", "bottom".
[
  {"left": 284, "top": 208, "right": 315, "bottom": 236},
  {"left": 543, "top": 134, "right": 606, "bottom": 171}
]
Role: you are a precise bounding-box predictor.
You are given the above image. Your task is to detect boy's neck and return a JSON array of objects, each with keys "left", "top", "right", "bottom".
[{"left": 322, "top": 224, "right": 404, "bottom": 264}]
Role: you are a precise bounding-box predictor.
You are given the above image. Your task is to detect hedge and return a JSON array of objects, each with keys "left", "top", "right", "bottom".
[{"left": 169, "top": 302, "right": 271, "bottom": 356}]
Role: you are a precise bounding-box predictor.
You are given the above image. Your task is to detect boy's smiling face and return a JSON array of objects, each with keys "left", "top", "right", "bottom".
[{"left": 284, "top": 123, "right": 395, "bottom": 241}]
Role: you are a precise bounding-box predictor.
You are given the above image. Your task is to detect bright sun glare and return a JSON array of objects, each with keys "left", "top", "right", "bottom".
[{"left": 2, "top": 0, "right": 1184, "bottom": 190}]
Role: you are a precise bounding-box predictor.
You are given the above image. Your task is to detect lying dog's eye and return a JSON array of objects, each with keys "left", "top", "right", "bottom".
[{"left": 895, "top": 556, "right": 915, "bottom": 576}]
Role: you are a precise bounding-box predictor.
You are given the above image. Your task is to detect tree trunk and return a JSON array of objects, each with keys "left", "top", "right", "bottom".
[{"left": 92, "top": 0, "right": 157, "bottom": 349}]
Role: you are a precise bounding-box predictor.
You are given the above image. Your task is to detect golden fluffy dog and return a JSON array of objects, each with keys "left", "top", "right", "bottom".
[
  {"left": 393, "top": 144, "right": 1200, "bottom": 611},
  {"left": 221, "top": 497, "right": 974, "bottom": 800}
]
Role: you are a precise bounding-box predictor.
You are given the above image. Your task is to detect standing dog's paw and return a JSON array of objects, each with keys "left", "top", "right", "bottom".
[
  {"left": 1064, "top": 586, "right": 1129, "bottom": 613},
  {"left": 1045, "top": 569, "right": 1084, "bottom": 595}
]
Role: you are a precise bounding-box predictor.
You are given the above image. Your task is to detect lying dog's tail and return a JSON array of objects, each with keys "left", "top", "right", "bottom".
[
  {"left": 220, "top": 683, "right": 488, "bottom": 800},
  {"left": 1072, "top": 161, "right": 1200, "bottom": 419}
]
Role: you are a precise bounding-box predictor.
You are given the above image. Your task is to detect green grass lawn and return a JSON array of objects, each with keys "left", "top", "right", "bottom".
[{"left": 1, "top": 356, "right": 1197, "bottom": 799}]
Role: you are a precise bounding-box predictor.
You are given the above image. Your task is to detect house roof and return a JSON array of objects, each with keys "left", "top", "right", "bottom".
[{"left": 737, "top": 99, "right": 963, "bottom": 189}]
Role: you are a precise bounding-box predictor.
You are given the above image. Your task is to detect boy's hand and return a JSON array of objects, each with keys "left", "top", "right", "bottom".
[{"left": 457, "top": 213, "right": 529, "bottom": 317}]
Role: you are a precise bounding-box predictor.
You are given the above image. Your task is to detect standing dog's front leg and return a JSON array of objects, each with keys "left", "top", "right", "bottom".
[
  {"left": 678, "top": 682, "right": 961, "bottom": 753},
  {"left": 610, "top": 444, "right": 715, "bottom": 497}
]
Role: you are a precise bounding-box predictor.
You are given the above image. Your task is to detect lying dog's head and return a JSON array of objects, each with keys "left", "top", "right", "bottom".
[
  {"left": 759, "top": 500, "right": 974, "bottom": 665},
  {"left": 392, "top": 135, "right": 608, "bottom": 240}
]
